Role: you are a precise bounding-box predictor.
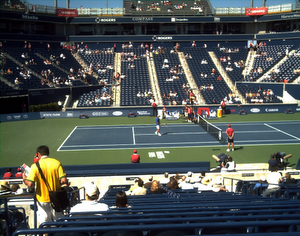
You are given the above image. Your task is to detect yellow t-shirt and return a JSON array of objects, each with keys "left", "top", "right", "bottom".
[{"left": 27, "top": 157, "right": 66, "bottom": 203}]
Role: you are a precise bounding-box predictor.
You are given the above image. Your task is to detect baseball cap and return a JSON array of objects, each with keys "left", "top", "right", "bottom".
[
  {"left": 187, "top": 171, "right": 193, "bottom": 177},
  {"left": 17, "top": 167, "right": 21, "bottom": 172},
  {"left": 133, "top": 149, "right": 137, "bottom": 153},
  {"left": 84, "top": 181, "right": 99, "bottom": 197},
  {"left": 260, "top": 176, "right": 266, "bottom": 181},
  {"left": 228, "top": 124, "right": 231, "bottom": 127}
]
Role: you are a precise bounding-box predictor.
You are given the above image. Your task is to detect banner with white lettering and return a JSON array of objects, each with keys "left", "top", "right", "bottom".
[{"left": 246, "top": 7, "right": 267, "bottom": 16}]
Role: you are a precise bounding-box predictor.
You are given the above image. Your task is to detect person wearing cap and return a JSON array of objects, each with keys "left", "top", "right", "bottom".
[
  {"left": 252, "top": 176, "right": 268, "bottom": 195},
  {"left": 70, "top": 181, "right": 109, "bottom": 214},
  {"left": 155, "top": 115, "right": 162, "bottom": 136},
  {"left": 131, "top": 150, "right": 140, "bottom": 163},
  {"left": 226, "top": 124, "right": 234, "bottom": 152},
  {"left": 15, "top": 168, "right": 23, "bottom": 179}
]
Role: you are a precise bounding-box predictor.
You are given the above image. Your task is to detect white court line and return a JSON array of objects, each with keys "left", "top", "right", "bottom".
[
  {"left": 264, "top": 123, "right": 300, "bottom": 141},
  {"left": 234, "top": 139, "right": 297, "bottom": 143},
  {"left": 132, "top": 127, "right": 136, "bottom": 145},
  {"left": 76, "top": 126, "right": 133, "bottom": 130},
  {"left": 57, "top": 126, "right": 78, "bottom": 151},
  {"left": 231, "top": 130, "right": 278, "bottom": 133},
  {"left": 136, "top": 132, "right": 207, "bottom": 136}
]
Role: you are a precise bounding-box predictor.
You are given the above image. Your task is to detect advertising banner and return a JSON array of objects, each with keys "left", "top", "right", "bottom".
[
  {"left": 246, "top": 7, "right": 267, "bottom": 16},
  {"left": 56, "top": 8, "right": 78, "bottom": 17}
]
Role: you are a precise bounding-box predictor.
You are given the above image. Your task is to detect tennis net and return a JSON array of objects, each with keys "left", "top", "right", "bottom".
[{"left": 197, "top": 115, "right": 223, "bottom": 143}]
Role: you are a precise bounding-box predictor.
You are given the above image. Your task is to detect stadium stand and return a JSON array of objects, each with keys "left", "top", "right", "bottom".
[
  {"left": 182, "top": 47, "right": 232, "bottom": 104},
  {"left": 120, "top": 47, "right": 152, "bottom": 106},
  {"left": 153, "top": 47, "right": 190, "bottom": 105}
]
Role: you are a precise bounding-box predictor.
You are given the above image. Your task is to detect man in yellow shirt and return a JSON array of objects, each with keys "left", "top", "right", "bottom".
[{"left": 23, "top": 145, "right": 68, "bottom": 225}]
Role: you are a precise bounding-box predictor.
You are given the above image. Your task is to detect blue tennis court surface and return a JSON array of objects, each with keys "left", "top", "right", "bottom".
[{"left": 57, "top": 121, "right": 300, "bottom": 151}]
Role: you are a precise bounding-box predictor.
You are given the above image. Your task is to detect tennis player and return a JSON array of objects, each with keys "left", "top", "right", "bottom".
[
  {"left": 155, "top": 115, "right": 162, "bottom": 136},
  {"left": 226, "top": 124, "right": 234, "bottom": 152}
]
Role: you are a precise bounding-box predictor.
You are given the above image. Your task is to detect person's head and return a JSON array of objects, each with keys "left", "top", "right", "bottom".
[
  {"left": 228, "top": 156, "right": 233, "bottom": 162},
  {"left": 175, "top": 173, "right": 180, "bottom": 182},
  {"left": 228, "top": 124, "right": 231, "bottom": 128},
  {"left": 36, "top": 145, "right": 49, "bottom": 157},
  {"left": 200, "top": 170, "right": 206, "bottom": 177},
  {"left": 164, "top": 172, "right": 169, "bottom": 178},
  {"left": 181, "top": 175, "right": 187, "bottom": 182},
  {"left": 6, "top": 168, "right": 12, "bottom": 173},
  {"left": 270, "top": 154, "right": 275, "bottom": 159},
  {"left": 84, "top": 182, "right": 100, "bottom": 201},
  {"left": 150, "top": 180, "right": 161, "bottom": 192},
  {"left": 285, "top": 173, "right": 291, "bottom": 179},
  {"left": 133, "top": 149, "right": 137, "bottom": 154},
  {"left": 148, "top": 176, "right": 153, "bottom": 182},
  {"left": 115, "top": 191, "right": 127, "bottom": 207},
  {"left": 170, "top": 178, "right": 179, "bottom": 189},
  {"left": 17, "top": 167, "right": 22, "bottom": 172},
  {"left": 135, "top": 178, "right": 144, "bottom": 187}
]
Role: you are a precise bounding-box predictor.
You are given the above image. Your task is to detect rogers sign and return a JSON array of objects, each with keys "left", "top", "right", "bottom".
[
  {"left": 56, "top": 8, "right": 78, "bottom": 17},
  {"left": 246, "top": 7, "right": 267, "bottom": 16}
]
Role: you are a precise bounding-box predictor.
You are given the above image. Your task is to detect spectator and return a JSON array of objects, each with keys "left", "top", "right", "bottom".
[
  {"left": 167, "top": 176, "right": 180, "bottom": 190},
  {"left": 284, "top": 173, "right": 297, "bottom": 184},
  {"left": 149, "top": 180, "right": 167, "bottom": 194},
  {"left": 251, "top": 176, "right": 268, "bottom": 195},
  {"left": 131, "top": 150, "right": 140, "bottom": 163},
  {"left": 23, "top": 145, "right": 68, "bottom": 225},
  {"left": 160, "top": 172, "right": 169, "bottom": 184},
  {"left": 70, "top": 181, "right": 109, "bottom": 213},
  {"left": 144, "top": 176, "right": 153, "bottom": 188},
  {"left": 131, "top": 178, "right": 147, "bottom": 195},
  {"left": 3, "top": 168, "right": 13, "bottom": 179},
  {"left": 262, "top": 166, "right": 283, "bottom": 197},
  {"left": 15, "top": 168, "right": 23, "bottom": 179},
  {"left": 114, "top": 191, "right": 129, "bottom": 208}
]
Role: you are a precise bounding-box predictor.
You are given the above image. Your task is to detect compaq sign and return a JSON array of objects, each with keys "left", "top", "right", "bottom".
[{"left": 250, "top": 108, "right": 260, "bottom": 113}]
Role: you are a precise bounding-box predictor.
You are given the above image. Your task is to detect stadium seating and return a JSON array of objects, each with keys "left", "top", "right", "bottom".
[
  {"left": 182, "top": 47, "right": 231, "bottom": 104},
  {"left": 213, "top": 47, "right": 248, "bottom": 82},
  {"left": 11, "top": 189, "right": 300, "bottom": 235},
  {"left": 120, "top": 48, "right": 151, "bottom": 106},
  {"left": 245, "top": 45, "right": 293, "bottom": 82},
  {"left": 262, "top": 47, "right": 300, "bottom": 83}
]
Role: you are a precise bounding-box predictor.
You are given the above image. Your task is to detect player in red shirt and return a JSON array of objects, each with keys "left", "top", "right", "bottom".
[
  {"left": 131, "top": 150, "right": 140, "bottom": 163},
  {"left": 226, "top": 124, "right": 234, "bottom": 152}
]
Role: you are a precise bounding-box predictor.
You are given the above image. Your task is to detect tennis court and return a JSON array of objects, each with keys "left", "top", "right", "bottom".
[{"left": 57, "top": 121, "right": 300, "bottom": 151}]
